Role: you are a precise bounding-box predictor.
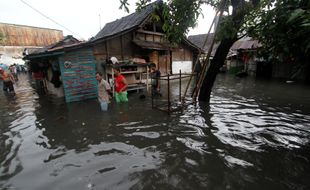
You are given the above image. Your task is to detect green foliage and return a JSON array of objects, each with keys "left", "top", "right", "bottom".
[
  {"left": 120, "top": 0, "right": 211, "bottom": 43},
  {"left": 161, "top": 0, "right": 204, "bottom": 43},
  {"left": 247, "top": 0, "right": 310, "bottom": 64},
  {"left": 119, "top": 0, "right": 130, "bottom": 13},
  {"left": 217, "top": 16, "right": 238, "bottom": 40},
  {"left": 119, "top": 0, "right": 309, "bottom": 67}
]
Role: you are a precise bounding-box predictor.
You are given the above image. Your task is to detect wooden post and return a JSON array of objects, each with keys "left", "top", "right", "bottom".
[
  {"left": 146, "top": 65, "right": 149, "bottom": 92},
  {"left": 179, "top": 70, "right": 182, "bottom": 102},
  {"left": 111, "top": 67, "right": 115, "bottom": 96},
  {"left": 167, "top": 74, "right": 171, "bottom": 114},
  {"left": 151, "top": 72, "right": 154, "bottom": 108}
]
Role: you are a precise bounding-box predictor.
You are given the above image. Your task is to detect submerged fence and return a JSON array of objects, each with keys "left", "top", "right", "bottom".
[{"left": 151, "top": 70, "right": 196, "bottom": 114}]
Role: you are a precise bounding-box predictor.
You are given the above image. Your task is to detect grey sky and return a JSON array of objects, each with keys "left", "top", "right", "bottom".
[{"left": 0, "top": 0, "right": 214, "bottom": 40}]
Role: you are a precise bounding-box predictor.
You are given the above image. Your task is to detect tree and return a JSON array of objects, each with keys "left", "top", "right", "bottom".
[
  {"left": 197, "top": 0, "right": 255, "bottom": 101},
  {"left": 120, "top": 0, "right": 204, "bottom": 44},
  {"left": 247, "top": 0, "right": 310, "bottom": 82},
  {"left": 120, "top": 0, "right": 309, "bottom": 102}
]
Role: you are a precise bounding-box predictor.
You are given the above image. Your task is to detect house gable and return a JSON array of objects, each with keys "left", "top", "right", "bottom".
[
  {"left": 92, "top": 0, "right": 200, "bottom": 74},
  {"left": 92, "top": 2, "right": 157, "bottom": 41}
]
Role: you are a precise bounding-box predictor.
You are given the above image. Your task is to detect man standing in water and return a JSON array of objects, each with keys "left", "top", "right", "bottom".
[
  {"left": 113, "top": 67, "right": 128, "bottom": 103},
  {"left": 150, "top": 63, "right": 162, "bottom": 97},
  {"left": 0, "top": 67, "right": 15, "bottom": 94},
  {"left": 96, "top": 72, "right": 111, "bottom": 111}
]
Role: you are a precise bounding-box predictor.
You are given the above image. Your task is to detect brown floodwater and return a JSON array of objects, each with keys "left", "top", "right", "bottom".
[{"left": 0, "top": 73, "right": 310, "bottom": 190}]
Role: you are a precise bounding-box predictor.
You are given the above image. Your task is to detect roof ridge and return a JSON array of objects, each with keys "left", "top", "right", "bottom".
[{"left": 92, "top": 1, "right": 160, "bottom": 41}]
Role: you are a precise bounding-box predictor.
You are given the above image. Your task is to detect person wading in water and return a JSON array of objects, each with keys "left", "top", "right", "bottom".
[
  {"left": 0, "top": 67, "right": 15, "bottom": 95},
  {"left": 113, "top": 67, "right": 128, "bottom": 103}
]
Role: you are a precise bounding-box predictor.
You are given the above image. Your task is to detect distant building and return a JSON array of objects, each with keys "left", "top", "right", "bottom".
[
  {"left": 229, "top": 37, "right": 261, "bottom": 76},
  {"left": 187, "top": 33, "right": 218, "bottom": 59},
  {"left": 0, "top": 22, "right": 63, "bottom": 66},
  {"left": 188, "top": 34, "right": 261, "bottom": 76}
]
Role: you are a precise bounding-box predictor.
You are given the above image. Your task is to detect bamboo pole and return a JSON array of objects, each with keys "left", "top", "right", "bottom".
[
  {"left": 191, "top": 1, "right": 227, "bottom": 100},
  {"left": 182, "top": 9, "right": 220, "bottom": 103},
  {"left": 179, "top": 70, "right": 182, "bottom": 102}
]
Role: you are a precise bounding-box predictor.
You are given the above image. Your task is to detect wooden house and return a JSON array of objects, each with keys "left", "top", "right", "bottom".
[
  {"left": 188, "top": 34, "right": 261, "bottom": 75},
  {"left": 24, "top": 1, "right": 201, "bottom": 103},
  {"left": 24, "top": 36, "right": 98, "bottom": 103},
  {"left": 229, "top": 37, "right": 261, "bottom": 75},
  {"left": 91, "top": 1, "right": 200, "bottom": 75}
]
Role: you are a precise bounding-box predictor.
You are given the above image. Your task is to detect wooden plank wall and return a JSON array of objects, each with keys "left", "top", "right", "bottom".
[
  {"left": 172, "top": 45, "right": 193, "bottom": 61},
  {"left": 94, "top": 34, "right": 134, "bottom": 58},
  {"left": 0, "top": 23, "right": 63, "bottom": 46},
  {"left": 59, "top": 48, "right": 97, "bottom": 103}
]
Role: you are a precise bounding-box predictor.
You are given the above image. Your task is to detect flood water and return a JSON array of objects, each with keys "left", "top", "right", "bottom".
[{"left": 1, "top": 73, "right": 310, "bottom": 190}]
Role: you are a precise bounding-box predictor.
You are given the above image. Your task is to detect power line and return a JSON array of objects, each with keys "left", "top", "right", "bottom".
[{"left": 20, "top": 0, "right": 83, "bottom": 39}]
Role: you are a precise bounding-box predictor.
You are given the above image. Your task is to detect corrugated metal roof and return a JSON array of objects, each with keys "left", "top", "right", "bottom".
[
  {"left": 188, "top": 34, "right": 261, "bottom": 55},
  {"left": 92, "top": 2, "right": 156, "bottom": 41},
  {"left": 188, "top": 33, "right": 215, "bottom": 50},
  {"left": 231, "top": 38, "right": 261, "bottom": 50},
  {"left": 188, "top": 33, "right": 219, "bottom": 55},
  {"left": 25, "top": 35, "right": 82, "bottom": 57}
]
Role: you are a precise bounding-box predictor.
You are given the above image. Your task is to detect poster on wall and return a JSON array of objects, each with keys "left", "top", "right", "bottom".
[{"left": 59, "top": 48, "right": 97, "bottom": 103}]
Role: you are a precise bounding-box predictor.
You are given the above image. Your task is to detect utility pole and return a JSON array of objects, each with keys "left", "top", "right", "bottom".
[{"left": 99, "top": 14, "right": 102, "bottom": 30}]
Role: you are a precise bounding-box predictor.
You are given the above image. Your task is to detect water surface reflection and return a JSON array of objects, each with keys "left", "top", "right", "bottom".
[{"left": 1, "top": 74, "right": 310, "bottom": 190}]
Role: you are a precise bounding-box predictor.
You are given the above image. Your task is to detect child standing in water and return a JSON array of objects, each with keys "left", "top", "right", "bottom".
[{"left": 113, "top": 67, "right": 128, "bottom": 103}]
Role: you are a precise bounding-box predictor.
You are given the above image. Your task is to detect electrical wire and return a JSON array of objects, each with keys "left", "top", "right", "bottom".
[{"left": 20, "top": 0, "right": 83, "bottom": 39}]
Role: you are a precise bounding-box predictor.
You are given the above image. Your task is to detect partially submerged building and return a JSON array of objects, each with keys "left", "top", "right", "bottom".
[
  {"left": 228, "top": 37, "right": 261, "bottom": 75},
  {"left": 91, "top": 1, "right": 200, "bottom": 75},
  {"left": 24, "top": 35, "right": 97, "bottom": 102},
  {"left": 24, "top": 1, "right": 201, "bottom": 103},
  {"left": 188, "top": 34, "right": 261, "bottom": 75}
]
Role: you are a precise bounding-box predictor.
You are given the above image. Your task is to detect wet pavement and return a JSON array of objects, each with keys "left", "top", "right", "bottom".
[{"left": 0, "top": 73, "right": 310, "bottom": 190}]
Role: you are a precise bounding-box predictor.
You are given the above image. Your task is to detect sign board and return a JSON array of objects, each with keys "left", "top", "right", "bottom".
[{"left": 59, "top": 48, "right": 97, "bottom": 103}]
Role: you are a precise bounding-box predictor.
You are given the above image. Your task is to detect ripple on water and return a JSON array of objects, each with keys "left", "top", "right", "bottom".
[
  {"left": 210, "top": 96, "right": 310, "bottom": 151},
  {"left": 1, "top": 74, "right": 310, "bottom": 189},
  {"left": 0, "top": 76, "right": 39, "bottom": 184}
]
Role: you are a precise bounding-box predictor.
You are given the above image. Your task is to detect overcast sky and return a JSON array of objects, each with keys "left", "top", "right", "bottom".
[{"left": 0, "top": 0, "right": 214, "bottom": 40}]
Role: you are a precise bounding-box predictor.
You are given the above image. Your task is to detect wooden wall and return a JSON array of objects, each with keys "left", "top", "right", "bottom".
[
  {"left": 0, "top": 23, "right": 63, "bottom": 46},
  {"left": 172, "top": 45, "right": 193, "bottom": 62},
  {"left": 93, "top": 33, "right": 135, "bottom": 71},
  {"left": 93, "top": 31, "right": 194, "bottom": 75}
]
